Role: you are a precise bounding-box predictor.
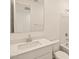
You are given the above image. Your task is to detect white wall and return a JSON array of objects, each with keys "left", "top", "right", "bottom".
[
  {"left": 59, "top": 14, "right": 69, "bottom": 44},
  {"left": 43, "top": 0, "right": 60, "bottom": 41},
  {"left": 59, "top": 0, "right": 69, "bottom": 44},
  {"left": 11, "top": 0, "right": 69, "bottom": 44}
]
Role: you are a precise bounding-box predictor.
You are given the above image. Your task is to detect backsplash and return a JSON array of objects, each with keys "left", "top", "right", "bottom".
[{"left": 10, "top": 32, "right": 44, "bottom": 44}]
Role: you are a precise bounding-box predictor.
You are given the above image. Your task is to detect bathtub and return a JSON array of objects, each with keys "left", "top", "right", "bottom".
[{"left": 60, "top": 42, "right": 69, "bottom": 54}]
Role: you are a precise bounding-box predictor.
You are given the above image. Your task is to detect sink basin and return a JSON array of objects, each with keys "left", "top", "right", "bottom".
[
  {"left": 18, "top": 41, "right": 41, "bottom": 50},
  {"left": 11, "top": 39, "right": 59, "bottom": 57}
]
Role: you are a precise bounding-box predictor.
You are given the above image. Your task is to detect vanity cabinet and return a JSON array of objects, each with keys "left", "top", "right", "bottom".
[
  {"left": 11, "top": 45, "right": 53, "bottom": 59},
  {"left": 34, "top": 51, "right": 52, "bottom": 59}
]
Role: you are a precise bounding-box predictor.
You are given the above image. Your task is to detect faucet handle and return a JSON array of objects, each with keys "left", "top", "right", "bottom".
[
  {"left": 65, "top": 33, "right": 68, "bottom": 37},
  {"left": 26, "top": 34, "right": 32, "bottom": 42}
]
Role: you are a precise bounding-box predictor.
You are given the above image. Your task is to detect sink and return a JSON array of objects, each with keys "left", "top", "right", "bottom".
[
  {"left": 11, "top": 39, "right": 59, "bottom": 57},
  {"left": 18, "top": 41, "right": 41, "bottom": 50}
]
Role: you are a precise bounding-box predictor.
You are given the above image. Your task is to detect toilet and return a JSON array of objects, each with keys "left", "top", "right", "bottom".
[{"left": 54, "top": 51, "right": 69, "bottom": 59}]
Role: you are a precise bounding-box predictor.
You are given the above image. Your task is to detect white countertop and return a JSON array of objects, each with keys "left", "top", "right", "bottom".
[{"left": 10, "top": 39, "right": 59, "bottom": 57}]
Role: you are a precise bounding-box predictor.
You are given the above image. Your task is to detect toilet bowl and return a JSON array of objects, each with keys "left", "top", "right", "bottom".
[{"left": 54, "top": 51, "right": 69, "bottom": 59}]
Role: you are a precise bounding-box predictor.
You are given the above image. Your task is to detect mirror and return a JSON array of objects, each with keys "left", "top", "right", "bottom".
[{"left": 11, "top": 0, "right": 44, "bottom": 33}]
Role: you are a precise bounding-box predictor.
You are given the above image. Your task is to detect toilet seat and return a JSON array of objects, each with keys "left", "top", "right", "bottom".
[{"left": 54, "top": 51, "right": 69, "bottom": 59}]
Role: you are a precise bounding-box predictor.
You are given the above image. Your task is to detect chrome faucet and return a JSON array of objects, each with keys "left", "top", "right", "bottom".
[{"left": 26, "top": 34, "right": 32, "bottom": 42}]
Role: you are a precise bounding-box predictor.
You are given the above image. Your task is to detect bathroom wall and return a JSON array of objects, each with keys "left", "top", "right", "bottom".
[
  {"left": 10, "top": 32, "right": 44, "bottom": 44},
  {"left": 58, "top": 0, "right": 69, "bottom": 44},
  {"left": 11, "top": 0, "right": 69, "bottom": 44},
  {"left": 43, "top": 0, "right": 60, "bottom": 41},
  {"left": 44, "top": 0, "right": 69, "bottom": 43},
  {"left": 59, "top": 15, "right": 69, "bottom": 44}
]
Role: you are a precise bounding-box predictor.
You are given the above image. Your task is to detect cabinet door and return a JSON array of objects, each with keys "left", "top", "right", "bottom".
[
  {"left": 35, "top": 52, "right": 52, "bottom": 59},
  {"left": 11, "top": 51, "right": 35, "bottom": 59}
]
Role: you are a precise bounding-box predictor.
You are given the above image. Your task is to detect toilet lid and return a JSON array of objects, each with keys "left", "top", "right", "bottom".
[{"left": 54, "top": 51, "right": 69, "bottom": 59}]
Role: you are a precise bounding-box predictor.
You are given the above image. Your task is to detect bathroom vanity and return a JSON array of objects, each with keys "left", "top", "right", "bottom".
[{"left": 10, "top": 39, "right": 59, "bottom": 59}]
